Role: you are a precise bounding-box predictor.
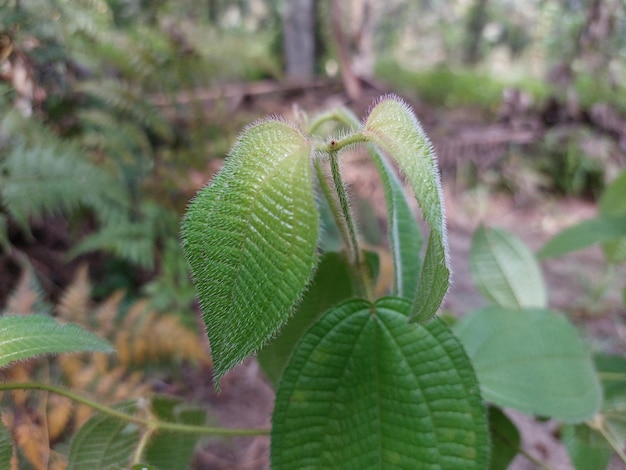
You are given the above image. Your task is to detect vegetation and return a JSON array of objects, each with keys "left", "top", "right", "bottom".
[{"left": 0, "top": 0, "right": 625, "bottom": 468}]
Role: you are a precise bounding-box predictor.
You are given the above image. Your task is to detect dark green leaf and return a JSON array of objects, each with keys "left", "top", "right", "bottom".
[
  {"left": 561, "top": 424, "right": 612, "bottom": 470},
  {"left": 363, "top": 96, "right": 450, "bottom": 322},
  {"left": 0, "top": 314, "right": 114, "bottom": 369},
  {"left": 537, "top": 215, "right": 626, "bottom": 259},
  {"left": 488, "top": 407, "right": 520, "bottom": 470},
  {"left": 454, "top": 307, "right": 601, "bottom": 422},
  {"left": 182, "top": 119, "right": 319, "bottom": 386},
  {"left": 272, "top": 297, "right": 489, "bottom": 469},
  {"left": 67, "top": 402, "right": 139, "bottom": 470},
  {"left": 470, "top": 226, "right": 546, "bottom": 308},
  {"left": 257, "top": 252, "right": 357, "bottom": 387}
]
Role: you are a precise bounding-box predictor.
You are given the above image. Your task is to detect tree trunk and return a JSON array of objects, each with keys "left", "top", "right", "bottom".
[{"left": 283, "top": 0, "right": 315, "bottom": 80}]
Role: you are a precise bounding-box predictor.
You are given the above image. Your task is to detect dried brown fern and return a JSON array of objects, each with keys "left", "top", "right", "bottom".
[{"left": 1, "top": 264, "right": 210, "bottom": 468}]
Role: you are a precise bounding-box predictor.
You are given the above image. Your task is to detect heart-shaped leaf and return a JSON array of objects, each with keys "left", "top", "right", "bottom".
[
  {"left": 454, "top": 306, "right": 601, "bottom": 422},
  {"left": 272, "top": 297, "right": 489, "bottom": 469},
  {"left": 363, "top": 96, "right": 449, "bottom": 322},
  {"left": 182, "top": 119, "right": 319, "bottom": 386}
]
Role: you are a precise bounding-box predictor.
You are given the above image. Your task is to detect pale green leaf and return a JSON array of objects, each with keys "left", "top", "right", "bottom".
[
  {"left": 561, "top": 424, "right": 613, "bottom": 470},
  {"left": 537, "top": 215, "right": 626, "bottom": 259},
  {"left": 271, "top": 297, "right": 489, "bottom": 469},
  {"left": 488, "top": 407, "right": 520, "bottom": 470},
  {"left": 370, "top": 151, "right": 423, "bottom": 300},
  {"left": 257, "top": 252, "right": 357, "bottom": 387},
  {"left": 599, "top": 169, "right": 626, "bottom": 263},
  {"left": 0, "top": 416, "right": 13, "bottom": 470},
  {"left": 0, "top": 314, "right": 114, "bottom": 369},
  {"left": 67, "top": 402, "right": 139, "bottom": 470},
  {"left": 454, "top": 307, "right": 601, "bottom": 422},
  {"left": 363, "top": 96, "right": 449, "bottom": 321},
  {"left": 470, "top": 226, "right": 546, "bottom": 308},
  {"left": 182, "top": 119, "right": 318, "bottom": 386}
]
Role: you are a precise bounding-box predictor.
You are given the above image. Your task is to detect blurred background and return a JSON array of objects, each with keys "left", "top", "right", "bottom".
[{"left": 1, "top": 1, "right": 625, "bottom": 469}]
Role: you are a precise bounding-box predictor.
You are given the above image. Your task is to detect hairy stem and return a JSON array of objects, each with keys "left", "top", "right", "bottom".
[{"left": 0, "top": 382, "right": 269, "bottom": 436}]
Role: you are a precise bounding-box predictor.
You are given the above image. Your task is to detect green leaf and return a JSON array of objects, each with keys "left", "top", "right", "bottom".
[
  {"left": 594, "top": 353, "right": 626, "bottom": 447},
  {"left": 0, "top": 416, "right": 13, "bottom": 470},
  {"left": 454, "top": 307, "right": 601, "bottom": 422},
  {"left": 561, "top": 424, "right": 613, "bottom": 470},
  {"left": 182, "top": 119, "right": 318, "bottom": 386},
  {"left": 470, "top": 226, "right": 547, "bottom": 308},
  {"left": 271, "top": 297, "right": 489, "bottom": 469},
  {"left": 67, "top": 402, "right": 139, "bottom": 470},
  {"left": 0, "top": 314, "right": 114, "bottom": 369},
  {"left": 144, "top": 396, "right": 206, "bottom": 470},
  {"left": 537, "top": 215, "right": 626, "bottom": 259},
  {"left": 488, "top": 407, "right": 520, "bottom": 470},
  {"left": 599, "top": 169, "right": 626, "bottom": 263},
  {"left": 370, "top": 150, "right": 423, "bottom": 300},
  {"left": 257, "top": 252, "right": 357, "bottom": 387},
  {"left": 363, "top": 96, "right": 449, "bottom": 322}
]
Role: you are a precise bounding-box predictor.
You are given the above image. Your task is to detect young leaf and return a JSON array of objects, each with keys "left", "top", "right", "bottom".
[
  {"left": 257, "top": 252, "right": 357, "bottom": 387},
  {"left": 182, "top": 119, "right": 318, "bottom": 386},
  {"left": 272, "top": 297, "right": 489, "bottom": 469},
  {"left": 470, "top": 226, "right": 547, "bottom": 308},
  {"left": 454, "top": 307, "right": 601, "bottom": 422},
  {"left": 0, "top": 314, "right": 114, "bottom": 369},
  {"left": 0, "top": 416, "right": 12, "bottom": 470},
  {"left": 370, "top": 150, "right": 423, "bottom": 301},
  {"left": 363, "top": 96, "right": 449, "bottom": 322},
  {"left": 67, "top": 402, "right": 139, "bottom": 470},
  {"left": 537, "top": 215, "right": 626, "bottom": 259}
]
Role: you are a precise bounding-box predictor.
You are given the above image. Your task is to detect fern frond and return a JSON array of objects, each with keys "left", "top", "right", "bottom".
[
  {"left": 56, "top": 264, "right": 91, "bottom": 324},
  {"left": 78, "top": 79, "right": 173, "bottom": 142},
  {"left": 46, "top": 394, "right": 73, "bottom": 442},
  {"left": 5, "top": 265, "right": 47, "bottom": 314},
  {"left": 0, "top": 139, "right": 130, "bottom": 229}
]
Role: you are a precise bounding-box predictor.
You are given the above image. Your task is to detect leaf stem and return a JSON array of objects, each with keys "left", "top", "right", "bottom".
[
  {"left": 326, "top": 145, "right": 374, "bottom": 301},
  {"left": 0, "top": 382, "right": 269, "bottom": 436}
]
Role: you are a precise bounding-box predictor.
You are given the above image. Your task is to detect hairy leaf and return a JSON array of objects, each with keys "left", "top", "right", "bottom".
[
  {"left": 537, "top": 215, "right": 626, "bottom": 259},
  {"left": 0, "top": 314, "right": 114, "bottom": 369},
  {"left": 182, "top": 119, "right": 318, "bottom": 386},
  {"left": 363, "top": 96, "right": 449, "bottom": 321},
  {"left": 257, "top": 252, "right": 357, "bottom": 387},
  {"left": 272, "top": 297, "right": 489, "bottom": 469},
  {"left": 454, "top": 307, "right": 601, "bottom": 422},
  {"left": 67, "top": 402, "right": 139, "bottom": 470},
  {"left": 370, "top": 150, "right": 423, "bottom": 300},
  {"left": 470, "top": 226, "right": 546, "bottom": 308}
]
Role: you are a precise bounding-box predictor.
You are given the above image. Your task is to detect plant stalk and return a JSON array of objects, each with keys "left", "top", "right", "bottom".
[{"left": 0, "top": 382, "right": 269, "bottom": 436}]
